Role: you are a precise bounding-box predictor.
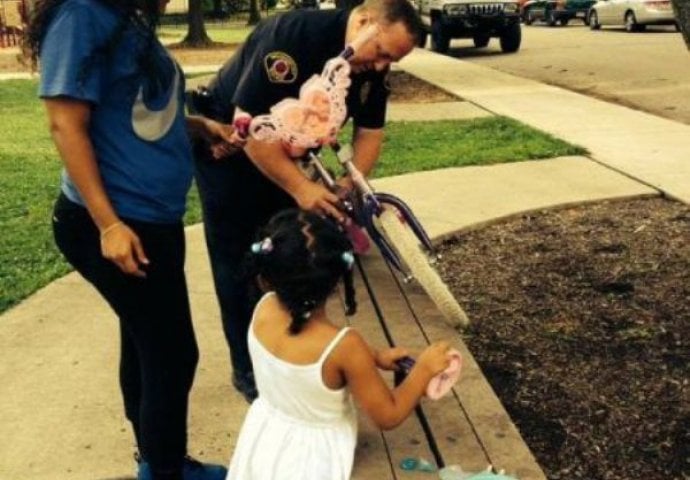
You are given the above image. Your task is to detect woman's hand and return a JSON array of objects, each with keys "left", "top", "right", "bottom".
[
  {"left": 375, "top": 347, "right": 410, "bottom": 371},
  {"left": 100, "top": 222, "right": 149, "bottom": 278},
  {"left": 208, "top": 120, "right": 247, "bottom": 159},
  {"left": 204, "top": 118, "right": 246, "bottom": 160},
  {"left": 187, "top": 115, "right": 244, "bottom": 160}
]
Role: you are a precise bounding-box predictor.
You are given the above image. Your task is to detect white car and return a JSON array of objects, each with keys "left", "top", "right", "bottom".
[{"left": 588, "top": 0, "right": 678, "bottom": 31}]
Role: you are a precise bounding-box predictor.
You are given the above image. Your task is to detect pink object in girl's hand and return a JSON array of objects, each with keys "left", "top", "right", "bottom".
[{"left": 426, "top": 349, "right": 462, "bottom": 400}]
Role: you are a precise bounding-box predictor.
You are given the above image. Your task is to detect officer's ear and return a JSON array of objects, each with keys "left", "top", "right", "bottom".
[
  {"left": 355, "top": 8, "right": 377, "bottom": 28},
  {"left": 356, "top": 11, "right": 370, "bottom": 28},
  {"left": 365, "top": 12, "right": 382, "bottom": 27}
]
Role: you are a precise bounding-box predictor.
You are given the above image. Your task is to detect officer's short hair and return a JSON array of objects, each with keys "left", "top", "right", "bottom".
[{"left": 359, "top": 0, "right": 423, "bottom": 43}]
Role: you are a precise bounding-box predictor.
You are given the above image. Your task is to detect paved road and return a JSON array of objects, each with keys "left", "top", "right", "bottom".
[{"left": 438, "top": 23, "right": 690, "bottom": 124}]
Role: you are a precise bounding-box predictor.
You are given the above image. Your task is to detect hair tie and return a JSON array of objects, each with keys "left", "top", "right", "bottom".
[
  {"left": 302, "top": 299, "right": 316, "bottom": 319},
  {"left": 341, "top": 251, "right": 355, "bottom": 269},
  {"left": 251, "top": 237, "right": 273, "bottom": 255}
]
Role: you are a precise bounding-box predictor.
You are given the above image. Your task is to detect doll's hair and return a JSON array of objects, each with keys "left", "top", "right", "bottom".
[{"left": 246, "top": 209, "right": 356, "bottom": 335}]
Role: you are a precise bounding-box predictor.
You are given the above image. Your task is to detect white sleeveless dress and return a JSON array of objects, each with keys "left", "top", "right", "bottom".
[{"left": 226, "top": 293, "right": 358, "bottom": 480}]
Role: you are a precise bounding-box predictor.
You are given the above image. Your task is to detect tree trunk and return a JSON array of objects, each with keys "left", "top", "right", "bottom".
[
  {"left": 671, "top": 0, "right": 690, "bottom": 50},
  {"left": 212, "top": 0, "right": 224, "bottom": 17},
  {"left": 182, "top": 0, "right": 213, "bottom": 47},
  {"left": 248, "top": 0, "right": 262, "bottom": 25}
]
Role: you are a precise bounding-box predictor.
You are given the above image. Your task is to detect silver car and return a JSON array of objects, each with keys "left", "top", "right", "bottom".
[{"left": 588, "top": 0, "right": 679, "bottom": 31}]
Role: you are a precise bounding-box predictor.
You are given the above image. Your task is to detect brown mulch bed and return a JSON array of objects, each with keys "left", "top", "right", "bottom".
[
  {"left": 387, "top": 70, "right": 458, "bottom": 103},
  {"left": 437, "top": 197, "right": 689, "bottom": 480}
]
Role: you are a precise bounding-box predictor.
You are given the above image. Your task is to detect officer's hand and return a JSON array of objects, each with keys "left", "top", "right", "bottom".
[
  {"left": 293, "top": 181, "right": 345, "bottom": 222},
  {"left": 282, "top": 142, "right": 308, "bottom": 159},
  {"left": 100, "top": 222, "right": 149, "bottom": 278},
  {"left": 334, "top": 176, "right": 354, "bottom": 201}
]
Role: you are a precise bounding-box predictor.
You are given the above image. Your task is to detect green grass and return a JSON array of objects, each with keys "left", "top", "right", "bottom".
[
  {"left": 369, "top": 117, "right": 585, "bottom": 178},
  {"left": 185, "top": 71, "right": 217, "bottom": 80},
  {"left": 0, "top": 78, "right": 585, "bottom": 314},
  {"left": 0, "top": 80, "right": 72, "bottom": 313}
]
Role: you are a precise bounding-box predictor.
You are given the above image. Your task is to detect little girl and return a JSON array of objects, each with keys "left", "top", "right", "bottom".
[{"left": 227, "top": 209, "right": 452, "bottom": 480}]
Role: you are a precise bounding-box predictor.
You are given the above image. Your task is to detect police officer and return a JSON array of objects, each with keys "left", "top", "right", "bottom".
[{"left": 194, "top": 0, "right": 421, "bottom": 402}]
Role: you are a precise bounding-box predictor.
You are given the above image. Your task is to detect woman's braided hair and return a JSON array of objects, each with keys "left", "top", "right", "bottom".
[{"left": 245, "top": 209, "right": 357, "bottom": 335}]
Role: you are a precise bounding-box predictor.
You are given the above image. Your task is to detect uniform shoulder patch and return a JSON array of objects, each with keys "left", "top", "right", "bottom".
[{"left": 264, "top": 51, "right": 298, "bottom": 84}]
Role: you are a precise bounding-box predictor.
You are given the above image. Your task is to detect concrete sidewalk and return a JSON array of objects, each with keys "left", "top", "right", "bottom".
[
  {"left": 1, "top": 48, "right": 682, "bottom": 480},
  {"left": 400, "top": 49, "right": 690, "bottom": 205}
]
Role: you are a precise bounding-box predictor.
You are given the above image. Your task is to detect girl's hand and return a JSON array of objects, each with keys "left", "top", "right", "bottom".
[
  {"left": 100, "top": 222, "right": 149, "bottom": 278},
  {"left": 416, "top": 341, "right": 451, "bottom": 378},
  {"left": 375, "top": 347, "right": 410, "bottom": 371}
]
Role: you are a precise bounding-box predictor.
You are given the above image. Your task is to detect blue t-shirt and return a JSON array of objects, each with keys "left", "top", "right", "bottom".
[{"left": 39, "top": 0, "right": 192, "bottom": 223}]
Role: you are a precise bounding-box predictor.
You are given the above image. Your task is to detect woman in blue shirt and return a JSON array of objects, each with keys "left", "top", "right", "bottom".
[{"left": 24, "top": 0, "right": 234, "bottom": 478}]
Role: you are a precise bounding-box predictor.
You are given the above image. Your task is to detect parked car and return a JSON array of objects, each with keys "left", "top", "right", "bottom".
[
  {"left": 414, "top": 0, "right": 522, "bottom": 54},
  {"left": 588, "top": 0, "right": 679, "bottom": 31},
  {"left": 522, "top": 0, "right": 596, "bottom": 25}
]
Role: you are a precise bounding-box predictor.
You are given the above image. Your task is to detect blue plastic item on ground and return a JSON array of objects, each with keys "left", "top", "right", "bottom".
[{"left": 400, "top": 457, "right": 437, "bottom": 473}]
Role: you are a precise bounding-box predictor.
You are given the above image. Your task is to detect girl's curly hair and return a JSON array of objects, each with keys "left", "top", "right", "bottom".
[{"left": 244, "top": 209, "right": 357, "bottom": 335}]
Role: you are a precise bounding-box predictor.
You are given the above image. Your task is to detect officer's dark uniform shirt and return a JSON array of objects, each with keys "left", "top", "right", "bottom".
[{"left": 207, "top": 8, "right": 389, "bottom": 130}]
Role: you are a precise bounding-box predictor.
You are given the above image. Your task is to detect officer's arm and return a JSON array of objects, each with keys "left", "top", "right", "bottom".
[
  {"left": 347, "top": 71, "right": 388, "bottom": 179},
  {"left": 245, "top": 137, "right": 345, "bottom": 221},
  {"left": 351, "top": 126, "right": 384, "bottom": 177}
]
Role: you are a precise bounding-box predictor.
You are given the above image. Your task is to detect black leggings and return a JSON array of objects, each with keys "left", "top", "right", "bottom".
[{"left": 52, "top": 194, "right": 198, "bottom": 476}]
